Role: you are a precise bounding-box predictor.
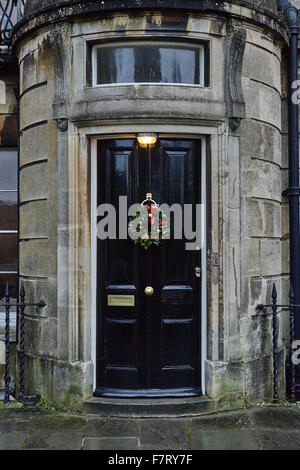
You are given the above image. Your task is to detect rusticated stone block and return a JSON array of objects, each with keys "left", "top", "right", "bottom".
[
  {"left": 20, "top": 162, "right": 49, "bottom": 203},
  {"left": 20, "top": 239, "right": 56, "bottom": 278},
  {"left": 20, "top": 200, "right": 49, "bottom": 239},
  {"left": 20, "top": 121, "right": 57, "bottom": 167},
  {"left": 243, "top": 198, "right": 281, "bottom": 238},
  {"left": 24, "top": 316, "right": 58, "bottom": 358},
  {"left": 243, "top": 42, "right": 281, "bottom": 93},
  {"left": 260, "top": 240, "right": 281, "bottom": 277},
  {"left": 20, "top": 83, "right": 53, "bottom": 130},
  {"left": 240, "top": 119, "right": 281, "bottom": 166},
  {"left": 242, "top": 161, "right": 282, "bottom": 201},
  {"left": 242, "top": 79, "right": 281, "bottom": 129}
]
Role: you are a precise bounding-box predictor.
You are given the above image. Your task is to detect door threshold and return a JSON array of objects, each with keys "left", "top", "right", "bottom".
[
  {"left": 84, "top": 395, "right": 214, "bottom": 418},
  {"left": 94, "top": 387, "right": 202, "bottom": 398}
]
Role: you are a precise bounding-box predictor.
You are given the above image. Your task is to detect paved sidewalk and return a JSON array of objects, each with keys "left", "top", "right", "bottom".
[{"left": 0, "top": 406, "right": 300, "bottom": 450}]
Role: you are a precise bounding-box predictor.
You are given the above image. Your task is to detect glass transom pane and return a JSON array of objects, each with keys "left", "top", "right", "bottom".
[{"left": 94, "top": 42, "right": 204, "bottom": 86}]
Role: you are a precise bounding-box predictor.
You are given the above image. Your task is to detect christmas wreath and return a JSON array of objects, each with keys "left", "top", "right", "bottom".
[{"left": 128, "top": 194, "right": 169, "bottom": 250}]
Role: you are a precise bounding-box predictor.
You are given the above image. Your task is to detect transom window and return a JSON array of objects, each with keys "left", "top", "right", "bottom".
[{"left": 92, "top": 42, "right": 205, "bottom": 86}]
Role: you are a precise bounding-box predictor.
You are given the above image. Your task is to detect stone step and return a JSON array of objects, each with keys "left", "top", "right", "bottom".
[{"left": 83, "top": 396, "right": 215, "bottom": 418}]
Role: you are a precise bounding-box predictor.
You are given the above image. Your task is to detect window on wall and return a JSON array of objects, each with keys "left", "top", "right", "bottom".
[{"left": 92, "top": 42, "right": 206, "bottom": 86}]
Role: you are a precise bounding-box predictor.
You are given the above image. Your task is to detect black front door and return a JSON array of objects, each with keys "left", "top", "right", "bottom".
[{"left": 95, "top": 137, "right": 203, "bottom": 397}]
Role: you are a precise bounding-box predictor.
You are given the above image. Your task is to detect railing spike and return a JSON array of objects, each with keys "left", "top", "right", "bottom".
[
  {"left": 290, "top": 283, "right": 295, "bottom": 300},
  {"left": 290, "top": 282, "right": 296, "bottom": 403},
  {"left": 1, "top": 275, "right": 41, "bottom": 406},
  {"left": 257, "top": 281, "right": 298, "bottom": 404},
  {"left": 272, "top": 283, "right": 277, "bottom": 300}
]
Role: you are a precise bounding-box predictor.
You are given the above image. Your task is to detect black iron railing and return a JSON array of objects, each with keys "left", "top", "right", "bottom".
[
  {"left": 0, "top": 0, "right": 25, "bottom": 47},
  {"left": 258, "top": 283, "right": 300, "bottom": 404},
  {"left": 1, "top": 281, "right": 45, "bottom": 405}
]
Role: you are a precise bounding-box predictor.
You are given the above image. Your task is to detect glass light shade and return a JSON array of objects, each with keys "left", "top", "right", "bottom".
[{"left": 137, "top": 133, "right": 158, "bottom": 147}]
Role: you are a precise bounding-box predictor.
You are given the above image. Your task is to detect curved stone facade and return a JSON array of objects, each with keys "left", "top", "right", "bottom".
[
  {"left": 22, "top": 0, "right": 279, "bottom": 16},
  {"left": 14, "top": 0, "right": 287, "bottom": 46},
  {"left": 13, "top": 1, "right": 291, "bottom": 408}
]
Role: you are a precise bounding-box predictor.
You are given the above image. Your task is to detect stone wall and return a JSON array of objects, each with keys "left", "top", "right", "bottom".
[
  {"left": 13, "top": 1, "right": 290, "bottom": 408},
  {"left": 240, "top": 27, "right": 286, "bottom": 400},
  {"left": 206, "top": 22, "right": 287, "bottom": 402},
  {"left": 17, "top": 27, "right": 93, "bottom": 408}
]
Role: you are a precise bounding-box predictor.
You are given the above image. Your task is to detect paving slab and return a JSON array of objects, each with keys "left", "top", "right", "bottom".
[
  {"left": 28, "top": 415, "right": 86, "bottom": 432},
  {"left": 139, "top": 419, "right": 187, "bottom": 447},
  {"left": 0, "top": 405, "right": 300, "bottom": 450},
  {"left": 0, "top": 432, "right": 27, "bottom": 450},
  {"left": 254, "top": 430, "right": 300, "bottom": 450},
  {"left": 249, "top": 407, "right": 300, "bottom": 430},
  {"left": 190, "top": 429, "right": 260, "bottom": 450},
  {"left": 82, "top": 437, "right": 139, "bottom": 450},
  {"left": 190, "top": 410, "right": 251, "bottom": 431},
  {"left": 0, "top": 416, "right": 35, "bottom": 433},
  {"left": 84, "top": 417, "right": 138, "bottom": 437},
  {"left": 23, "top": 431, "right": 83, "bottom": 450},
  {"left": 139, "top": 444, "right": 187, "bottom": 450}
]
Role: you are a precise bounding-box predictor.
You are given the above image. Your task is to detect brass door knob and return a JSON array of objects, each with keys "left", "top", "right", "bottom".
[
  {"left": 145, "top": 286, "right": 154, "bottom": 296},
  {"left": 194, "top": 266, "right": 201, "bottom": 278}
]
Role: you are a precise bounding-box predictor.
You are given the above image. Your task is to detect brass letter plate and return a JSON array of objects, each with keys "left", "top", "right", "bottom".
[{"left": 108, "top": 295, "right": 135, "bottom": 307}]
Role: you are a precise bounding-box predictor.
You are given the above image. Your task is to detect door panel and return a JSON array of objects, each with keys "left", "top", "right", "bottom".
[{"left": 95, "top": 137, "right": 202, "bottom": 397}]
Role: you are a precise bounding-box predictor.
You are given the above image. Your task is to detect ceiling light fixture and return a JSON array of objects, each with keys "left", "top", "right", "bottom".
[{"left": 137, "top": 133, "right": 158, "bottom": 148}]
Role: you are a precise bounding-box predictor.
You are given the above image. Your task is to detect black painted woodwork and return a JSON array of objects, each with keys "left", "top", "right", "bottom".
[{"left": 95, "top": 138, "right": 202, "bottom": 397}]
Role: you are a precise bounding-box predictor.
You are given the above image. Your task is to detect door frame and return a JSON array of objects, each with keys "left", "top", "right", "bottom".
[{"left": 90, "top": 133, "right": 207, "bottom": 395}]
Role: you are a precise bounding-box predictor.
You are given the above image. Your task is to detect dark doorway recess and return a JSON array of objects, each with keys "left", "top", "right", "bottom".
[{"left": 95, "top": 137, "right": 203, "bottom": 397}]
